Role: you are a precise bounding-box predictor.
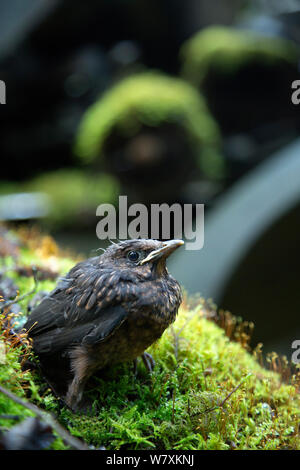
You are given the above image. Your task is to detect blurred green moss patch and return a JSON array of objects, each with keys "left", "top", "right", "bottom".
[
  {"left": 24, "top": 169, "right": 119, "bottom": 229},
  {"left": 75, "top": 71, "right": 225, "bottom": 179},
  {"left": 0, "top": 227, "right": 299, "bottom": 450},
  {"left": 180, "top": 25, "right": 299, "bottom": 85},
  {"left": 0, "top": 169, "right": 119, "bottom": 230}
]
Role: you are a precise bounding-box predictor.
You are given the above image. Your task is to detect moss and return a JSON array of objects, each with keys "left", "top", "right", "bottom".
[
  {"left": 0, "top": 335, "right": 35, "bottom": 427},
  {"left": 0, "top": 228, "right": 299, "bottom": 450},
  {"left": 180, "top": 25, "right": 299, "bottom": 86},
  {"left": 75, "top": 71, "right": 224, "bottom": 179},
  {"left": 0, "top": 182, "right": 20, "bottom": 196},
  {"left": 22, "top": 169, "right": 119, "bottom": 229},
  {"left": 0, "top": 169, "right": 119, "bottom": 230}
]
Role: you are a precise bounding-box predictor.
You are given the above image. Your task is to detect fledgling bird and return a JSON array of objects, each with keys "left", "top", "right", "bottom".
[{"left": 24, "top": 239, "right": 184, "bottom": 411}]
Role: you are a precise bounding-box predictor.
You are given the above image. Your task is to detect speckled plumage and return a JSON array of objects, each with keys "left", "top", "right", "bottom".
[{"left": 24, "top": 239, "right": 183, "bottom": 410}]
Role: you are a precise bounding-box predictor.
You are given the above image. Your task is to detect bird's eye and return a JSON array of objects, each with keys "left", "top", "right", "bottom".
[{"left": 127, "top": 251, "right": 141, "bottom": 263}]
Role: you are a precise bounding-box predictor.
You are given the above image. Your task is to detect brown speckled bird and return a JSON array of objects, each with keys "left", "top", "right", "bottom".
[{"left": 24, "top": 239, "right": 184, "bottom": 410}]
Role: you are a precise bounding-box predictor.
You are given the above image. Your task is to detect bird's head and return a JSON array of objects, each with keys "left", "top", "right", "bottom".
[{"left": 99, "top": 238, "right": 184, "bottom": 278}]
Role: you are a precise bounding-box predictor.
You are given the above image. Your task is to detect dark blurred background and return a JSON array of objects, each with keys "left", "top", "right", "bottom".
[{"left": 0, "top": 0, "right": 300, "bottom": 357}]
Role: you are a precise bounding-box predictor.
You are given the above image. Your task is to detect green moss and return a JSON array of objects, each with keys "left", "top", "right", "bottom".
[
  {"left": 0, "top": 229, "right": 299, "bottom": 450},
  {"left": 53, "top": 308, "right": 299, "bottom": 450},
  {"left": 0, "top": 170, "right": 119, "bottom": 230},
  {"left": 0, "top": 182, "right": 19, "bottom": 196},
  {"left": 75, "top": 71, "right": 224, "bottom": 178},
  {"left": 0, "top": 337, "right": 35, "bottom": 427},
  {"left": 23, "top": 169, "right": 119, "bottom": 229},
  {"left": 180, "top": 25, "right": 299, "bottom": 85}
]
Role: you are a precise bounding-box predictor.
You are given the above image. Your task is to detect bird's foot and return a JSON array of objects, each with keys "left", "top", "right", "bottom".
[
  {"left": 64, "top": 394, "right": 89, "bottom": 414},
  {"left": 70, "top": 397, "right": 96, "bottom": 415},
  {"left": 141, "top": 352, "right": 155, "bottom": 373},
  {"left": 65, "top": 377, "right": 86, "bottom": 413}
]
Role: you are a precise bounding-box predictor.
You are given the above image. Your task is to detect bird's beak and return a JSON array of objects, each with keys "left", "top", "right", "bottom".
[{"left": 139, "top": 239, "right": 184, "bottom": 265}]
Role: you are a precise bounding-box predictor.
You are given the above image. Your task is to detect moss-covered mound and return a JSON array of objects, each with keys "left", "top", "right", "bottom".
[
  {"left": 23, "top": 169, "right": 119, "bottom": 230},
  {"left": 180, "top": 25, "right": 299, "bottom": 86},
  {"left": 0, "top": 227, "right": 299, "bottom": 450},
  {"left": 75, "top": 72, "right": 224, "bottom": 179},
  {"left": 0, "top": 169, "right": 119, "bottom": 230}
]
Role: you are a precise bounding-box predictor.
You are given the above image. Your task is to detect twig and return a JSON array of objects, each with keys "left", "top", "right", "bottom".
[
  {"left": 0, "top": 414, "right": 21, "bottom": 421},
  {"left": 197, "top": 373, "right": 253, "bottom": 416},
  {"left": 1, "top": 266, "right": 39, "bottom": 309},
  {"left": 0, "top": 385, "right": 90, "bottom": 450},
  {"left": 219, "top": 373, "right": 252, "bottom": 408}
]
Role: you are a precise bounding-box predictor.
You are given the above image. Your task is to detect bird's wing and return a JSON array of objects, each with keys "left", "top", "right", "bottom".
[
  {"left": 24, "top": 260, "right": 138, "bottom": 355},
  {"left": 27, "top": 304, "right": 128, "bottom": 354}
]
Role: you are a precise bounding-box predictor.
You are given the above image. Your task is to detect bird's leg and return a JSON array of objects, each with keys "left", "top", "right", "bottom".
[
  {"left": 65, "top": 374, "right": 89, "bottom": 411},
  {"left": 141, "top": 352, "right": 155, "bottom": 373},
  {"left": 66, "top": 350, "right": 92, "bottom": 411}
]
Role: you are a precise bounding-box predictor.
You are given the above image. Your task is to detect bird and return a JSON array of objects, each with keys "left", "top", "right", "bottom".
[{"left": 24, "top": 238, "right": 184, "bottom": 411}]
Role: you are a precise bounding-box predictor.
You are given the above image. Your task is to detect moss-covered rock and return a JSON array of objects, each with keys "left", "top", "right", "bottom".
[
  {"left": 74, "top": 71, "right": 224, "bottom": 180},
  {"left": 0, "top": 169, "right": 119, "bottom": 230},
  {"left": 180, "top": 26, "right": 300, "bottom": 138},
  {"left": 0, "top": 227, "right": 299, "bottom": 450},
  {"left": 180, "top": 25, "right": 299, "bottom": 86},
  {"left": 23, "top": 169, "right": 119, "bottom": 230}
]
